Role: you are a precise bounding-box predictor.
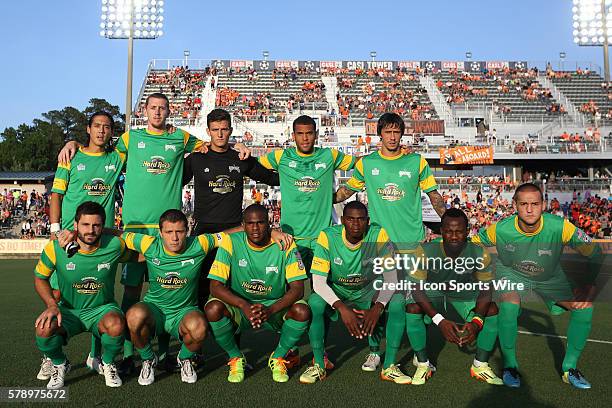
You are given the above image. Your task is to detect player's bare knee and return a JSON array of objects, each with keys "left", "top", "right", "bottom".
[
  {"left": 183, "top": 313, "right": 207, "bottom": 342},
  {"left": 126, "top": 304, "right": 149, "bottom": 330},
  {"left": 101, "top": 312, "right": 125, "bottom": 336},
  {"left": 204, "top": 300, "right": 227, "bottom": 322},
  {"left": 36, "top": 323, "right": 57, "bottom": 338},
  {"left": 405, "top": 303, "right": 422, "bottom": 314},
  {"left": 288, "top": 303, "right": 311, "bottom": 321},
  {"left": 571, "top": 302, "right": 593, "bottom": 310}
]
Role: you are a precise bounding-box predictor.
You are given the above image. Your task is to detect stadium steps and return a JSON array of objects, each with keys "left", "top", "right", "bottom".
[
  {"left": 419, "top": 74, "right": 456, "bottom": 124},
  {"left": 536, "top": 73, "right": 586, "bottom": 125},
  {"left": 198, "top": 75, "right": 218, "bottom": 124},
  {"left": 321, "top": 75, "right": 340, "bottom": 114}
]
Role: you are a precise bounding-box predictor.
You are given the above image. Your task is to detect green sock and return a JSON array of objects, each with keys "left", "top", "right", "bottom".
[
  {"left": 382, "top": 299, "right": 405, "bottom": 369},
  {"left": 368, "top": 318, "right": 383, "bottom": 355},
  {"left": 36, "top": 335, "right": 66, "bottom": 365},
  {"left": 178, "top": 343, "right": 196, "bottom": 360},
  {"left": 120, "top": 293, "right": 139, "bottom": 358},
  {"left": 273, "top": 318, "right": 309, "bottom": 358},
  {"left": 498, "top": 302, "right": 520, "bottom": 369},
  {"left": 308, "top": 298, "right": 327, "bottom": 367},
  {"left": 158, "top": 332, "right": 170, "bottom": 360},
  {"left": 101, "top": 333, "right": 124, "bottom": 364},
  {"left": 209, "top": 317, "right": 241, "bottom": 359},
  {"left": 562, "top": 307, "right": 593, "bottom": 372},
  {"left": 475, "top": 315, "right": 498, "bottom": 362},
  {"left": 405, "top": 312, "right": 428, "bottom": 363},
  {"left": 91, "top": 335, "right": 102, "bottom": 358},
  {"left": 136, "top": 342, "right": 155, "bottom": 361}
]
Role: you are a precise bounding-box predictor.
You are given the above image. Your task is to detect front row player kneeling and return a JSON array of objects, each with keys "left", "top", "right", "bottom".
[
  {"left": 205, "top": 204, "right": 311, "bottom": 383},
  {"left": 406, "top": 208, "right": 502, "bottom": 385},
  {"left": 300, "top": 201, "right": 408, "bottom": 384},
  {"left": 34, "top": 202, "right": 136, "bottom": 388}
]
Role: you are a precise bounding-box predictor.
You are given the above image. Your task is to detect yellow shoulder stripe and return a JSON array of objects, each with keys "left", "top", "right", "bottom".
[
  {"left": 316, "top": 231, "right": 329, "bottom": 250},
  {"left": 562, "top": 219, "right": 577, "bottom": 245}
]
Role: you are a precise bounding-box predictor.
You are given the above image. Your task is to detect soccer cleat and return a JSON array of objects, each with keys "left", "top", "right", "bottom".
[
  {"left": 118, "top": 356, "right": 136, "bottom": 377},
  {"left": 299, "top": 364, "right": 327, "bottom": 384},
  {"left": 470, "top": 363, "right": 503, "bottom": 385},
  {"left": 380, "top": 364, "right": 412, "bottom": 384},
  {"left": 37, "top": 357, "right": 53, "bottom": 380},
  {"left": 502, "top": 367, "right": 521, "bottom": 388},
  {"left": 361, "top": 353, "right": 381, "bottom": 372},
  {"left": 160, "top": 355, "right": 181, "bottom": 373},
  {"left": 227, "top": 357, "right": 245, "bottom": 383},
  {"left": 178, "top": 356, "right": 197, "bottom": 384},
  {"left": 411, "top": 355, "right": 437, "bottom": 372},
  {"left": 562, "top": 369, "right": 592, "bottom": 389},
  {"left": 311, "top": 353, "right": 335, "bottom": 370},
  {"left": 47, "top": 360, "right": 71, "bottom": 389},
  {"left": 102, "top": 362, "right": 122, "bottom": 387},
  {"left": 411, "top": 362, "right": 434, "bottom": 385},
  {"left": 138, "top": 356, "right": 158, "bottom": 386},
  {"left": 86, "top": 354, "right": 104, "bottom": 375},
  {"left": 284, "top": 349, "right": 301, "bottom": 369},
  {"left": 268, "top": 355, "right": 289, "bottom": 383}
]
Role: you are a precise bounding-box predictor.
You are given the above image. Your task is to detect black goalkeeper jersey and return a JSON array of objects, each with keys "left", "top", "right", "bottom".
[{"left": 183, "top": 149, "right": 280, "bottom": 233}]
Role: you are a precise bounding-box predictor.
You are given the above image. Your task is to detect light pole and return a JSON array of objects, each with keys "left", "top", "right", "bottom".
[
  {"left": 184, "top": 50, "right": 190, "bottom": 67},
  {"left": 572, "top": 0, "right": 610, "bottom": 82},
  {"left": 263, "top": 50, "right": 269, "bottom": 61},
  {"left": 560, "top": 51, "right": 566, "bottom": 71},
  {"left": 370, "top": 51, "right": 377, "bottom": 62},
  {"left": 466, "top": 51, "right": 472, "bottom": 61},
  {"left": 100, "top": 0, "right": 165, "bottom": 131}
]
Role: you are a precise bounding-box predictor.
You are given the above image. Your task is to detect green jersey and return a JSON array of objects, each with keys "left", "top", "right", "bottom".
[
  {"left": 122, "top": 231, "right": 222, "bottom": 312},
  {"left": 311, "top": 224, "right": 393, "bottom": 301},
  {"left": 409, "top": 238, "right": 493, "bottom": 284},
  {"left": 259, "top": 147, "right": 355, "bottom": 239},
  {"left": 51, "top": 147, "right": 125, "bottom": 230},
  {"left": 209, "top": 232, "right": 308, "bottom": 304},
  {"left": 474, "top": 213, "right": 602, "bottom": 282},
  {"left": 346, "top": 152, "right": 437, "bottom": 244},
  {"left": 34, "top": 235, "right": 131, "bottom": 309},
  {"left": 116, "top": 128, "right": 203, "bottom": 230}
]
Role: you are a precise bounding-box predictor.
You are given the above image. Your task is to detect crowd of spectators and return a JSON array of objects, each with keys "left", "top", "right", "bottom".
[{"left": 1, "top": 189, "right": 50, "bottom": 238}]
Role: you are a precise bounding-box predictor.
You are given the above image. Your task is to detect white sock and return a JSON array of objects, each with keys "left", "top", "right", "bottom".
[{"left": 473, "top": 359, "right": 486, "bottom": 368}]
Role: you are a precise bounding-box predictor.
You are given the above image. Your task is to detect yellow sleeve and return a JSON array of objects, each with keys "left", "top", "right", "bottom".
[
  {"left": 209, "top": 233, "right": 233, "bottom": 282},
  {"left": 345, "top": 159, "right": 365, "bottom": 191},
  {"left": 561, "top": 219, "right": 577, "bottom": 245},
  {"left": 473, "top": 249, "right": 494, "bottom": 282},
  {"left": 34, "top": 241, "right": 57, "bottom": 278}
]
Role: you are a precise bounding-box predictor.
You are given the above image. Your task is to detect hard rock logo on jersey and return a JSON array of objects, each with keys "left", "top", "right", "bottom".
[
  {"left": 157, "top": 272, "right": 188, "bottom": 289},
  {"left": 514, "top": 260, "right": 544, "bottom": 277},
  {"left": 84, "top": 178, "right": 111, "bottom": 196},
  {"left": 376, "top": 183, "right": 405, "bottom": 201},
  {"left": 143, "top": 156, "right": 171, "bottom": 175},
  {"left": 338, "top": 273, "right": 367, "bottom": 287},
  {"left": 73, "top": 277, "right": 104, "bottom": 294},
  {"left": 295, "top": 177, "right": 320, "bottom": 193},
  {"left": 241, "top": 279, "right": 273, "bottom": 296},
  {"left": 209, "top": 175, "right": 236, "bottom": 194}
]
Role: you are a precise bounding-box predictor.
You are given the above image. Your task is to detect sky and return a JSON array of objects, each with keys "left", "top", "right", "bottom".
[{"left": 0, "top": 0, "right": 606, "bottom": 130}]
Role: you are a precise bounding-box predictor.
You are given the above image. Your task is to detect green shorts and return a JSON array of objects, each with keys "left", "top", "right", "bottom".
[
  {"left": 309, "top": 292, "right": 404, "bottom": 322},
  {"left": 206, "top": 297, "right": 307, "bottom": 333},
  {"left": 495, "top": 265, "right": 574, "bottom": 304},
  {"left": 58, "top": 302, "right": 122, "bottom": 339},
  {"left": 121, "top": 227, "right": 159, "bottom": 286},
  {"left": 140, "top": 301, "right": 201, "bottom": 340},
  {"left": 295, "top": 238, "right": 316, "bottom": 274}
]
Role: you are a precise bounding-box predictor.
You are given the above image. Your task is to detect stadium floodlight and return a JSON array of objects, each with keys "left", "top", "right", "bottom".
[
  {"left": 560, "top": 51, "right": 567, "bottom": 70},
  {"left": 99, "top": 0, "right": 165, "bottom": 130},
  {"left": 466, "top": 51, "right": 472, "bottom": 61},
  {"left": 572, "top": 0, "right": 610, "bottom": 80},
  {"left": 262, "top": 50, "right": 270, "bottom": 61},
  {"left": 184, "top": 50, "right": 190, "bottom": 67},
  {"left": 370, "top": 51, "right": 377, "bottom": 62}
]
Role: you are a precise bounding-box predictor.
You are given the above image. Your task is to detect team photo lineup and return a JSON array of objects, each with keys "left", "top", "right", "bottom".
[{"left": 1, "top": 1, "right": 612, "bottom": 406}]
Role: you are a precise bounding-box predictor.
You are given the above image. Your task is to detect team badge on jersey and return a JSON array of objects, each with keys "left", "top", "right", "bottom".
[
  {"left": 576, "top": 228, "right": 593, "bottom": 243},
  {"left": 164, "top": 144, "right": 177, "bottom": 152},
  {"left": 399, "top": 170, "right": 412, "bottom": 178},
  {"left": 181, "top": 259, "right": 195, "bottom": 267},
  {"left": 289, "top": 161, "right": 297, "bottom": 168},
  {"left": 295, "top": 252, "right": 305, "bottom": 270},
  {"left": 266, "top": 266, "right": 279, "bottom": 274},
  {"left": 77, "top": 164, "right": 86, "bottom": 171},
  {"left": 504, "top": 244, "right": 516, "bottom": 252},
  {"left": 229, "top": 165, "right": 240, "bottom": 173},
  {"left": 333, "top": 257, "right": 343, "bottom": 265},
  {"left": 239, "top": 258, "right": 248, "bottom": 267},
  {"left": 97, "top": 263, "right": 111, "bottom": 272},
  {"left": 315, "top": 162, "right": 327, "bottom": 170},
  {"left": 66, "top": 262, "right": 76, "bottom": 271},
  {"left": 152, "top": 258, "right": 161, "bottom": 266},
  {"left": 138, "top": 141, "right": 146, "bottom": 149},
  {"left": 371, "top": 168, "right": 380, "bottom": 176},
  {"left": 204, "top": 168, "right": 210, "bottom": 173},
  {"left": 537, "top": 249, "right": 552, "bottom": 257},
  {"left": 105, "top": 164, "right": 116, "bottom": 172}
]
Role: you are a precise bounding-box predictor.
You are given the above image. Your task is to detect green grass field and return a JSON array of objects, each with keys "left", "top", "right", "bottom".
[{"left": 1, "top": 259, "right": 610, "bottom": 407}]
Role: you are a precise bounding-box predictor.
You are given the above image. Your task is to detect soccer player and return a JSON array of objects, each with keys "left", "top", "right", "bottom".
[
  {"left": 42, "top": 111, "right": 125, "bottom": 378},
  {"left": 333, "top": 112, "right": 447, "bottom": 372},
  {"left": 120, "top": 209, "right": 229, "bottom": 385},
  {"left": 34, "top": 202, "right": 134, "bottom": 388},
  {"left": 183, "top": 108, "right": 280, "bottom": 308},
  {"left": 299, "top": 201, "right": 407, "bottom": 384},
  {"left": 258, "top": 115, "right": 356, "bottom": 272},
  {"left": 474, "top": 183, "right": 603, "bottom": 389},
  {"left": 405, "top": 208, "right": 502, "bottom": 385},
  {"left": 205, "top": 204, "right": 311, "bottom": 383}
]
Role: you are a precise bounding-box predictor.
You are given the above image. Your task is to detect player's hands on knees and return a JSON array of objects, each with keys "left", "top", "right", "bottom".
[
  {"left": 35, "top": 305, "right": 62, "bottom": 329},
  {"left": 58, "top": 141, "right": 79, "bottom": 164},
  {"left": 337, "top": 304, "right": 363, "bottom": 339},
  {"left": 459, "top": 322, "right": 479, "bottom": 346},
  {"left": 356, "top": 303, "right": 384, "bottom": 336},
  {"left": 233, "top": 143, "right": 251, "bottom": 160},
  {"left": 250, "top": 303, "right": 270, "bottom": 326},
  {"left": 438, "top": 319, "right": 462, "bottom": 344},
  {"left": 271, "top": 229, "right": 293, "bottom": 251},
  {"left": 57, "top": 230, "right": 77, "bottom": 248}
]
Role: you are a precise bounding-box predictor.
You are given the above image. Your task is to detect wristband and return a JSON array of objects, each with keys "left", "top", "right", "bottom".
[
  {"left": 471, "top": 316, "right": 484, "bottom": 330},
  {"left": 432, "top": 313, "right": 445, "bottom": 326},
  {"left": 50, "top": 223, "right": 61, "bottom": 233}
]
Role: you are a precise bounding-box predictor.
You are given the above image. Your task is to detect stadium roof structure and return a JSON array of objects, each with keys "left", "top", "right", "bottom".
[{"left": 0, "top": 172, "right": 54, "bottom": 182}]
